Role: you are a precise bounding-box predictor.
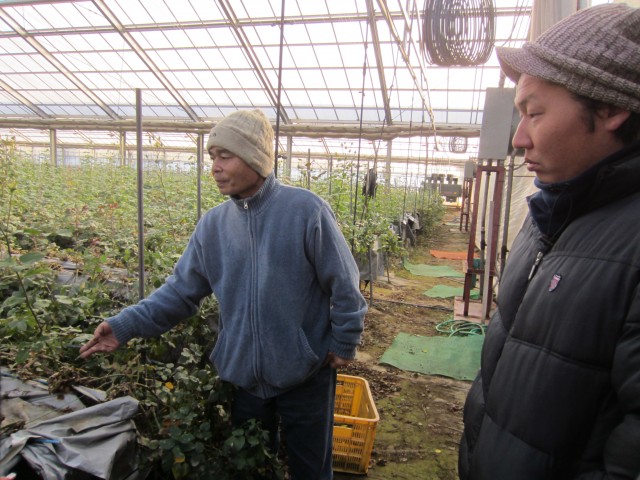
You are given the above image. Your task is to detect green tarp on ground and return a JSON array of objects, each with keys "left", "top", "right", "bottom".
[
  {"left": 379, "top": 332, "right": 484, "bottom": 381},
  {"left": 404, "top": 260, "right": 464, "bottom": 278},
  {"left": 423, "top": 285, "right": 480, "bottom": 299}
]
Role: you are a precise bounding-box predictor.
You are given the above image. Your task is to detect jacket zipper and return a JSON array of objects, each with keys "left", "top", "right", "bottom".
[
  {"left": 244, "top": 198, "right": 263, "bottom": 394},
  {"left": 527, "top": 251, "right": 544, "bottom": 281}
]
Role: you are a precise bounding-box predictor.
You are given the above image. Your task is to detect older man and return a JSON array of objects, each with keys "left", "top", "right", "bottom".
[{"left": 81, "top": 109, "right": 367, "bottom": 479}]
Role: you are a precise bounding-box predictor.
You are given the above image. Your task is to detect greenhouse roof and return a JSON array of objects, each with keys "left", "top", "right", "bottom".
[{"left": 0, "top": 0, "right": 536, "bottom": 165}]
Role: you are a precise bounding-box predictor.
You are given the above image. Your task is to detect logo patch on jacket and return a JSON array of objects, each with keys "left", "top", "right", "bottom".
[{"left": 548, "top": 274, "right": 562, "bottom": 292}]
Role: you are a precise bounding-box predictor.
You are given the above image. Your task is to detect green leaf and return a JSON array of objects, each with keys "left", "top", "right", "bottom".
[
  {"left": 15, "top": 348, "right": 31, "bottom": 363},
  {"left": 158, "top": 438, "right": 175, "bottom": 450},
  {"left": 33, "top": 298, "right": 51, "bottom": 309},
  {"left": 0, "top": 256, "right": 15, "bottom": 267},
  {"left": 225, "top": 435, "right": 245, "bottom": 451},
  {"left": 178, "top": 433, "right": 195, "bottom": 444},
  {"left": 73, "top": 333, "right": 95, "bottom": 344},
  {"left": 19, "top": 252, "right": 44, "bottom": 264},
  {"left": 24, "top": 266, "right": 49, "bottom": 276},
  {"left": 75, "top": 296, "right": 93, "bottom": 305},
  {"left": 248, "top": 436, "right": 260, "bottom": 446},
  {"left": 54, "top": 295, "right": 74, "bottom": 305},
  {"left": 2, "top": 295, "right": 24, "bottom": 308}
]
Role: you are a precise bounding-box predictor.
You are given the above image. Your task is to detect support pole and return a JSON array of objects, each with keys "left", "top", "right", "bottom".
[
  {"left": 500, "top": 153, "right": 516, "bottom": 276},
  {"left": 119, "top": 132, "right": 126, "bottom": 166},
  {"left": 328, "top": 155, "right": 333, "bottom": 196},
  {"left": 478, "top": 161, "right": 492, "bottom": 295},
  {"left": 197, "top": 133, "right": 203, "bottom": 221},
  {"left": 460, "top": 177, "right": 473, "bottom": 231},
  {"left": 49, "top": 129, "right": 57, "bottom": 166},
  {"left": 483, "top": 201, "right": 495, "bottom": 321},
  {"left": 273, "top": 0, "right": 286, "bottom": 177},
  {"left": 136, "top": 89, "right": 145, "bottom": 301},
  {"left": 385, "top": 141, "right": 392, "bottom": 192},
  {"left": 285, "top": 135, "right": 293, "bottom": 179},
  {"left": 462, "top": 161, "right": 505, "bottom": 318}
]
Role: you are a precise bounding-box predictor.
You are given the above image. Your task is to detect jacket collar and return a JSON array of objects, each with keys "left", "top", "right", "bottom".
[
  {"left": 230, "top": 173, "right": 279, "bottom": 212},
  {"left": 528, "top": 140, "right": 640, "bottom": 240}
]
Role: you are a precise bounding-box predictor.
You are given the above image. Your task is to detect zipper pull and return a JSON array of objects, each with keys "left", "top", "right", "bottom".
[
  {"left": 528, "top": 251, "right": 544, "bottom": 281},
  {"left": 243, "top": 200, "right": 248, "bottom": 210}
]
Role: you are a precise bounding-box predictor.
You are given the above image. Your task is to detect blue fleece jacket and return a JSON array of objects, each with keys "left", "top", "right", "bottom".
[{"left": 107, "top": 174, "right": 367, "bottom": 398}]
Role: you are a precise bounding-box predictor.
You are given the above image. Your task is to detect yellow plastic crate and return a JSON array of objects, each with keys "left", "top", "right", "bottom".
[{"left": 333, "top": 374, "right": 380, "bottom": 474}]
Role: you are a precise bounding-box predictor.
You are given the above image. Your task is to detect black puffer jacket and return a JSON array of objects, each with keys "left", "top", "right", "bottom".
[{"left": 459, "top": 143, "right": 640, "bottom": 479}]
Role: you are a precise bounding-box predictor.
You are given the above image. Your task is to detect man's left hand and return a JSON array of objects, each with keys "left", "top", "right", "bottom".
[{"left": 324, "top": 352, "right": 352, "bottom": 369}]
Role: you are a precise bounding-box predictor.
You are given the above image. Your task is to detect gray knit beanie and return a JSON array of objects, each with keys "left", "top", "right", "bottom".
[
  {"left": 206, "top": 109, "right": 275, "bottom": 177},
  {"left": 496, "top": 3, "right": 640, "bottom": 113}
]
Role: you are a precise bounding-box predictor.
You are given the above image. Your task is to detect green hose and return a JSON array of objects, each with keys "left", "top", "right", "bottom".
[{"left": 435, "top": 318, "right": 487, "bottom": 336}]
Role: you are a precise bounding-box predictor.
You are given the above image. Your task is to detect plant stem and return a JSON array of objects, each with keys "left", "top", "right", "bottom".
[{"left": 0, "top": 191, "right": 44, "bottom": 335}]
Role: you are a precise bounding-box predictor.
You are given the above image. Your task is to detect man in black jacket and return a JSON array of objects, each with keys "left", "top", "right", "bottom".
[{"left": 458, "top": 4, "right": 640, "bottom": 479}]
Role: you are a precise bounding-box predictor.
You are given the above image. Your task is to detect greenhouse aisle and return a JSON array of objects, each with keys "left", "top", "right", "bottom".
[{"left": 336, "top": 206, "right": 477, "bottom": 480}]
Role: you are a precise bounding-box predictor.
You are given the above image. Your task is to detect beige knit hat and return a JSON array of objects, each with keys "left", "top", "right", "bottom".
[
  {"left": 206, "top": 109, "right": 275, "bottom": 177},
  {"left": 496, "top": 3, "right": 640, "bottom": 113}
]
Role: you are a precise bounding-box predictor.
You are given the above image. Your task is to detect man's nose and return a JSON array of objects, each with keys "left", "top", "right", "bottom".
[{"left": 511, "top": 120, "right": 530, "bottom": 150}]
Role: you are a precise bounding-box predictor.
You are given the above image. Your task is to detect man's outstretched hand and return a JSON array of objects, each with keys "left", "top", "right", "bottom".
[{"left": 79, "top": 321, "right": 120, "bottom": 359}]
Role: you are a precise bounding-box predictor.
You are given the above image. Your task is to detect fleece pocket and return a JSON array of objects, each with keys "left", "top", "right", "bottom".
[
  {"left": 209, "top": 329, "right": 258, "bottom": 390},
  {"left": 261, "top": 328, "right": 320, "bottom": 389}
]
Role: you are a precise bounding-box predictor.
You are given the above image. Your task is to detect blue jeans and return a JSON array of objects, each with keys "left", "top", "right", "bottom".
[{"left": 231, "top": 366, "right": 337, "bottom": 480}]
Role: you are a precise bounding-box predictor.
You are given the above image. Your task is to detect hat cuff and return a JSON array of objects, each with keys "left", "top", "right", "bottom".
[
  {"left": 496, "top": 46, "right": 640, "bottom": 113},
  {"left": 207, "top": 125, "right": 273, "bottom": 177}
]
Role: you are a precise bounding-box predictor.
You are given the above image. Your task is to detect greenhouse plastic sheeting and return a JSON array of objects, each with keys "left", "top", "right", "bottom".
[
  {"left": 355, "top": 249, "right": 386, "bottom": 282},
  {"left": 0, "top": 390, "right": 140, "bottom": 480}
]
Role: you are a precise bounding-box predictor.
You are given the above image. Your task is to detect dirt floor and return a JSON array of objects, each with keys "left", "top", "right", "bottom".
[{"left": 335, "top": 206, "right": 475, "bottom": 480}]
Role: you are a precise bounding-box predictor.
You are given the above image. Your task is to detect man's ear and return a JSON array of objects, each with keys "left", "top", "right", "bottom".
[{"left": 603, "top": 106, "right": 631, "bottom": 132}]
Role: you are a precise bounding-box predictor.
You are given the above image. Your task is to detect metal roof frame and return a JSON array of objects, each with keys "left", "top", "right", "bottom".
[{"left": 0, "top": 0, "right": 535, "bottom": 169}]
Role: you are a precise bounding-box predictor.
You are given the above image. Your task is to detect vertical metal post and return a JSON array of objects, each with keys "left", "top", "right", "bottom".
[
  {"left": 286, "top": 135, "right": 293, "bottom": 179},
  {"left": 385, "top": 142, "right": 392, "bottom": 192},
  {"left": 49, "top": 129, "right": 57, "bottom": 166},
  {"left": 483, "top": 201, "right": 495, "bottom": 321},
  {"left": 273, "top": 0, "right": 286, "bottom": 177},
  {"left": 368, "top": 246, "right": 374, "bottom": 307},
  {"left": 197, "top": 133, "right": 203, "bottom": 221},
  {"left": 306, "top": 149, "right": 311, "bottom": 189},
  {"left": 120, "top": 132, "right": 126, "bottom": 166},
  {"left": 500, "top": 153, "right": 516, "bottom": 276},
  {"left": 136, "top": 89, "right": 145, "bottom": 301},
  {"left": 479, "top": 161, "right": 492, "bottom": 276}
]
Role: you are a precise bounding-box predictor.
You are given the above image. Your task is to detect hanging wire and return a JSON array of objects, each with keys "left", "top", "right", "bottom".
[
  {"left": 401, "top": 89, "right": 417, "bottom": 215},
  {"left": 351, "top": 14, "right": 370, "bottom": 242},
  {"left": 419, "top": 72, "right": 430, "bottom": 211},
  {"left": 422, "top": 0, "right": 496, "bottom": 66},
  {"left": 273, "top": 0, "right": 286, "bottom": 177},
  {"left": 498, "top": 0, "right": 531, "bottom": 48}
]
